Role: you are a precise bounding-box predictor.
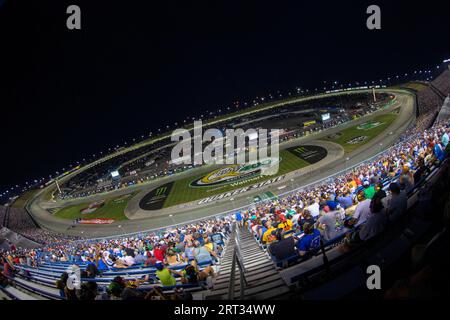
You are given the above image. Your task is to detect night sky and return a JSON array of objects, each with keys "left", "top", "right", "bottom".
[{"left": 0, "top": 0, "right": 449, "bottom": 201}]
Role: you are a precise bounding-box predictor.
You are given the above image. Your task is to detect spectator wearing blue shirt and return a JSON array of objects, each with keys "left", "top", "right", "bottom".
[
  {"left": 434, "top": 143, "right": 445, "bottom": 162},
  {"left": 296, "top": 223, "right": 321, "bottom": 256},
  {"left": 236, "top": 211, "right": 243, "bottom": 227},
  {"left": 336, "top": 190, "right": 354, "bottom": 209}
]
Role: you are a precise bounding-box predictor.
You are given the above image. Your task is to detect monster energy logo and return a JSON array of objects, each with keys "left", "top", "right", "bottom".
[
  {"left": 293, "top": 146, "right": 308, "bottom": 154},
  {"left": 287, "top": 145, "right": 328, "bottom": 164},
  {"left": 155, "top": 186, "right": 167, "bottom": 196}
]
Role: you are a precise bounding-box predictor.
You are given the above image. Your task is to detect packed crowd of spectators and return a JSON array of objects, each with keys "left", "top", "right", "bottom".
[
  {"left": 0, "top": 206, "right": 81, "bottom": 245},
  {"left": 413, "top": 71, "right": 450, "bottom": 130},
  {"left": 0, "top": 206, "right": 7, "bottom": 227},
  {"left": 238, "top": 119, "right": 449, "bottom": 263},
  {"left": 1, "top": 216, "right": 232, "bottom": 300},
  {"left": 416, "top": 87, "right": 443, "bottom": 128},
  {"left": 431, "top": 69, "right": 450, "bottom": 97}
]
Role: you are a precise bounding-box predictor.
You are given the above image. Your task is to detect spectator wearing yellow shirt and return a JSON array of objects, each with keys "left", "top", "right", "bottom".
[
  {"left": 203, "top": 236, "right": 214, "bottom": 251},
  {"left": 277, "top": 216, "right": 293, "bottom": 232},
  {"left": 262, "top": 221, "right": 276, "bottom": 244}
]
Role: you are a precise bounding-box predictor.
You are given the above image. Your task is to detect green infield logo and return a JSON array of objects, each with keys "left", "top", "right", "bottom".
[
  {"left": 139, "top": 182, "right": 174, "bottom": 211},
  {"left": 155, "top": 186, "right": 168, "bottom": 196},
  {"left": 190, "top": 158, "right": 280, "bottom": 187}
]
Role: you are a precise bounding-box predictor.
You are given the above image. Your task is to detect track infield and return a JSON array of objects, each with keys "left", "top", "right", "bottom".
[
  {"left": 160, "top": 148, "right": 317, "bottom": 208},
  {"left": 53, "top": 193, "right": 135, "bottom": 221},
  {"left": 324, "top": 113, "right": 398, "bottom": 153}
]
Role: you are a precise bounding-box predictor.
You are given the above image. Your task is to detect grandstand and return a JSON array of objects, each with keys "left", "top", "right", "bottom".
[{"left": 1, "top": 69, "right": 450, "bottom": 300}]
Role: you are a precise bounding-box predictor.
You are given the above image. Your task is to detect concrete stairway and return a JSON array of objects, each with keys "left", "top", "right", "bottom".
[{"left": 206, "top": 226, "right": 291, "bottom": 300}]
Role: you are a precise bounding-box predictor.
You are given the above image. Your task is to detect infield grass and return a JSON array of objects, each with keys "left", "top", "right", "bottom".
[
  {"left": 324, "top": 113, "right": 398, "bottom": 153},
  {"left": 53, "top": 193, "right": 135, "bottom": 221},
  {"left": 162, "top": 149, "right": 310, "bottom": 208}
]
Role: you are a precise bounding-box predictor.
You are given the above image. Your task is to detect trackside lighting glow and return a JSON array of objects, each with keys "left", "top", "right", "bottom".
[{"left": 443, "top": 59, "right": 450, "bottom": 63}]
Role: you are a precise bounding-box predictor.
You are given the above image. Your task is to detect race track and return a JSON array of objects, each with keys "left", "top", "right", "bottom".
[{"left": 27, "top": 89, "right": 416, "bottom": 238}]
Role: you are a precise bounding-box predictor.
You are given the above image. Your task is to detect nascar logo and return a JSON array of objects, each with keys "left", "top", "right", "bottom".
[{"left": 190, "top": 158, "right": 280, "bottom": 187}]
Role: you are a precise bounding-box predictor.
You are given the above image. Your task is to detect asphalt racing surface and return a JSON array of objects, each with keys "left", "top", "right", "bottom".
[{"left": 27, "top": 89, "right": 415, "bottom": 238}]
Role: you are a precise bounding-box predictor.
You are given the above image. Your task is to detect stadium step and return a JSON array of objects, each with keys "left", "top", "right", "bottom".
[
  {"left": 206, "top": 226, "right": 290, "bottom": 300},
  {"left": 1, "top": 284, "right": 49, "bottom": 300}
]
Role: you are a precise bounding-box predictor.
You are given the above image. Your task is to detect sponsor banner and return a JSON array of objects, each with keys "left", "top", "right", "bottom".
[
  {"left": 139, "top": 182, "right": 174, "bottom": 210},
  {"left": 287, "top": 145, "right": 328, "bottom": 164},
  {"left": 78, "top": 218, "right": 115, "bottom": 225},
  {"left": 197, "top": 175, "right": 285, "bottom": 205},
  {"left": 190, "top": 158, "right": 280, "bottom": 188},
  {"left": 303, "top": 120, "right": 316, "bottom": 127}
]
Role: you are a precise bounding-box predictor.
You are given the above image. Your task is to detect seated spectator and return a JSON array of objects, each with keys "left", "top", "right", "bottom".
[
  {"left": 352, "top": 190, "right": 372, "bottom": 227},
  {"left": 336, "top": 190, "right": 354, "bottom": 209},
  {"left": 277, "top": 216, "right": 293, "bottom": 232},
  {"left": 298, "top": 210, "right": 315, "bottom": 231},
  {"left": 85, "top": 256, "right": 100, "bottom": 278},
  {"left": 174, "top": 261, "right": 215, "bottom": 284},
  {"left": 295, "top": 223, "right": 321, "bottom": 256},
  {"left": 399, "top": 166, "right": 415, "bottom": 193},
  {"left": 114, "top": 251, "right": 135, "bottom": 268},
  {"left": 202, "top": 235, "right": 214, "bottom": 251},
  {"left": 106, "top": 276, "right": 126, "bottom": 300},
  {"left": 77, "top": 281, "right": 99, "bottom": 301},
  {"left": 261, "top": 220, "right": 277, "bottom": 244},
  {"left": 145, "top": 252, "right": 158, "bottom": 267},
  {"left": 155, "top": 262, "right": 177, "bottom": 286},
  {"left": 55, "top": 272, "right": 69, "bottom": 298},
  {"left": 65, "top": 270, "right": 79, "bottom": 301},
  {"left": 307, "top": 199, "right": 320, "bottom": 218},
  {"left": 153, "top": 243, "right": 166, "bottom": 262},
  {"left": 268, "top": 228, "right": 296, "bottom": 260},
  {"left": 183, "top": 241, "right": 196, "bottom": 262},
  {"left": 317, "top": 207, "right": 338, "bottom": 241},
  {"left": 165, "top": 249, "right": 184, "bottom": 266},
  {"left": 386, "top": 182, "right": 408, "bottom": 222},
  {"left": 363, "top": 180, "right": 376, "bottom": 199},
  {"left": 290, "top": 208, "right": 302, "bottom": 227},
  {"left": 1, "top": 257, "right": 15, "bottom": 278},
  {"left": 358, "top": 195, "right": 387, "bottom": 241},
  {"left": 192, "top": 241, "right": 216, "bottom": 263}
]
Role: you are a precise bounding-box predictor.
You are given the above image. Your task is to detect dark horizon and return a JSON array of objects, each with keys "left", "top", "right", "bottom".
[{"left": 1, "top": 0, "right": 450, "bottom": 201}]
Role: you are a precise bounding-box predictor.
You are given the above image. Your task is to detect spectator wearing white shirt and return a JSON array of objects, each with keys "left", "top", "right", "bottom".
[
  {"left": 307, "top": 199, "right": 320, "bottom": 218},
  {"left": 353, "top": 191, "right": 372, "bottom": 227}
]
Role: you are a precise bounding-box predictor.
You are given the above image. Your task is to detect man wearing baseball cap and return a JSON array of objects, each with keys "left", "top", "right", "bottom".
[
  {"left": 363, "top": 180, "right": 376, "bottom": 199},
  {"left": 155, "top": 262, "right": 177, "bottom": 286}
]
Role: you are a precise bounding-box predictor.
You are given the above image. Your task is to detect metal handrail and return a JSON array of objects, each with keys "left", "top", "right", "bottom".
[{"left": 228, "top": 226, "right": 247, "bottom": 300}]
